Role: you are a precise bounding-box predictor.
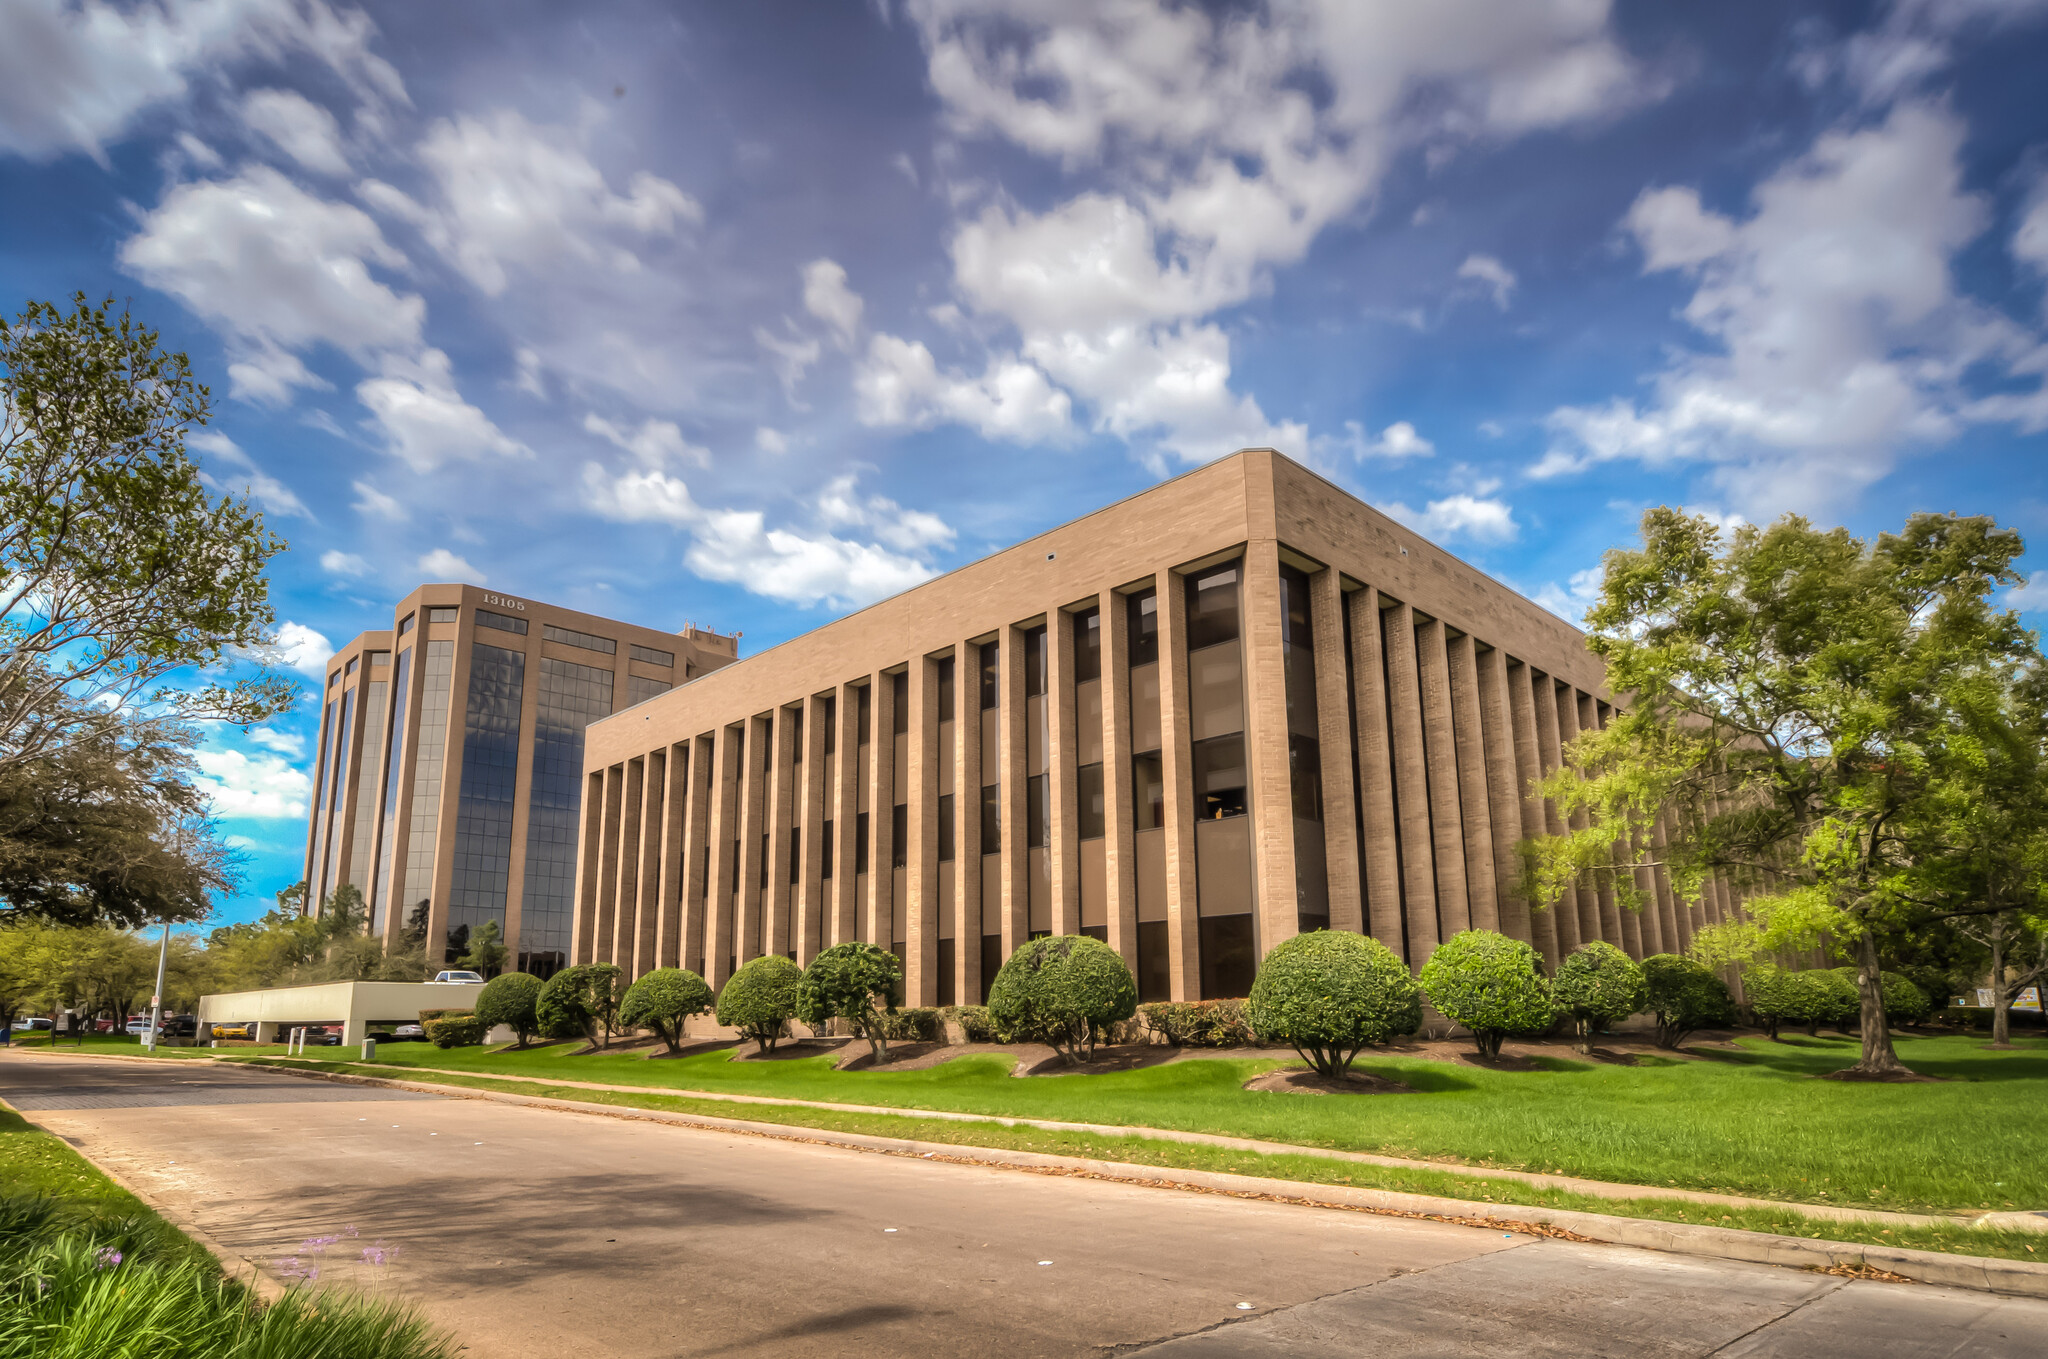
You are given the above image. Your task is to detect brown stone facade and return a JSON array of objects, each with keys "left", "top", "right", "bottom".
[
  {"left": 301, "top": 584, "right": 737, "bottom": 976},
  {"left": 574, "top": 450, "right": 1713, "bottom": 1003}
]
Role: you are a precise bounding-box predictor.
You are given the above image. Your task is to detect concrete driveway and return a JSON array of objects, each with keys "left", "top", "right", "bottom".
[{"left": 2, "top": 1050, "right": 2040, "bottom": 1358}]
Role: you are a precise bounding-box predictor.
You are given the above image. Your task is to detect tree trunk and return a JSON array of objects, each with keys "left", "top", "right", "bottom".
[
  {"left": 1847, "top": 933, "right": 1910, "bottom": 1075},
  {"left": 1989, "top": 922, "right": 2012, "bottom": 1048},
  {"left": 1572, "top": 1016, "right": 1592, "bottom": 1056}
]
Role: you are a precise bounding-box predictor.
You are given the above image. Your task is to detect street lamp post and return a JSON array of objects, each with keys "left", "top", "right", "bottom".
[{"left": 143, "top": 918, "right": 170, "bottom": 1050}]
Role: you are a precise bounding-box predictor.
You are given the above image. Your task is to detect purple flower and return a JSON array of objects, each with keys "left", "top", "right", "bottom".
[{"left": 94, "top": 1248, "right": 122, "bottom": 1269}]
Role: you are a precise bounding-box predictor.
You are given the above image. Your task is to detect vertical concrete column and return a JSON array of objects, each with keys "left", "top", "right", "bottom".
[
  {"left": 1102, "top": 593, "right": 1139, "bottom": 973},
  {"left": 796, "top": 693, "right": 830, "bottom": 967},
  {"left": 570, "top": 769, "right": 605, "bottom": 965},
  {"left": 906, "top": 653, "right": 940, "bottom": 1006},
  {"left": 1383, "top": 602, "right": 1441, "bottom": 965},
  {"left": 705, "top": 725, "right": 743, "bottom": 988},
  {"left": 1578, "top": 693, "right": 1625, "bottom": 948},
  {"left": 1415, "top": 617, "right": 1471, "bottom": 939},
  {"left": 594, "top": 763, "right": 626, "bottom": 963},
  {"left": 997, "top": 631, "right": 1028, "bottom": 957},
  {"left": 737, "top": 713, "right": 770, "bottom": 966},
  {"left": 654, "top": 743, "right": 688, "bottom": 970},
  {"left": 633, "top": 751, "right": 664, "bottom": 978},
  {"left": 1309, "top": 571, "right": 1363, "bottom": 936},
  {"left": 951, "top": 637, "right": 983, "bottom": 1006},
  {"left": 765, "top": 705, "right": 799, "bottom": 960},
  {"left": 679, "top": 733, "right": 714, "bottom": 976},
  {"left": 1046, "top": 606, "right": 1082, "bottom": 936},
  {"left": 1531, "top": 678, "right": 1582, "bottom": 955},
  {"left": 1555, "top": 685, "right": 1603, "bottom": 947},
  {"left": 868, "top": 670, "right": 898, "bottom": 949},
  {"left": 1156, "top": 567, "right": 1201, "bottom": 998},
  {"left": 1475, "top": 648, "right": 1529, "bottom": 945},
  {"left": 1446, "top": 633, "right": 1500, "bottom": 932},
  {"left": 1649, "top": 810, "right": 1681, "bottom": 955},
  {"left": 1505, "top": 661, "right": 1558, "bottom": 967},
  {"left": 829, "top": 683, "right": 861, "bottom": 949},
  {"left": 1240, "top": 540, "right": 1299, "bottom": 957},
  {"left": 1348, "top": 588, "right": 1405, "bottom": 955}
]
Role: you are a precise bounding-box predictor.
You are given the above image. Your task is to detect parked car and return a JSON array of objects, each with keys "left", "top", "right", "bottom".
[
  {"left": 125, "top": 1017, "right": 151, "bottom": 1036},
  {"left": 303, "top": 1025, "right": 344, "bottom": 1046},
  {"left": 23, "top": 1017, "right": 52, "bottom": 1031},
  {"left": 160, "top": 1016, "right": 198, "bottom": 1038},
  {"left": 210, "top": 1021, "right": 255, "bottom": 1040},
  {"left": 385, "top": 1023, "right": 426, "bottom": 1041},
  {"left": 432, "top": 970, "right": 485, "bottom": 984}
]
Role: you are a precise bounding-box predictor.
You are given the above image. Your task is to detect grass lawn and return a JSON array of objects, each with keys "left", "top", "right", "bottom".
[
  {"left": 0, "top": 1104, "right": 218, "bottom": 1273},
  {"left": 182, "top": 1030, "right": 2048, "bottom": 1217}
]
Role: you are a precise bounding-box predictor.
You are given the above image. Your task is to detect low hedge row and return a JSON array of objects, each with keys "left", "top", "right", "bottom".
[
  {"left": 421, "top": 1012, "right": 486, "bottom": 1048},
  {"left": 875, "top": 1007, "right": 944, "bottom": 1042},
  {"left": 1138, "top": 998, "right": 1254, "bottom": 1048}
]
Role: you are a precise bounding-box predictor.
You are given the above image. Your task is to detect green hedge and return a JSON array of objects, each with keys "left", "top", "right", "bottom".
[
  {"left": 876, "top": 1007, "right": 944, "bottom": 1042},
  {"left": 942, "top": 1005, "right": 1005, "bottom": 1043},
  {"left": 1138, "top": 998, "right": 1253, "bottom": 1048},
  {"left": 422, "top": 1013, "right": 486, "bottom": 1048}
]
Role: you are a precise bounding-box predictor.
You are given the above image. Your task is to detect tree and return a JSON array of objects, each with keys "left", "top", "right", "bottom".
[
  {"left": 621, "top": 967, "right": 715, "bottom": 1054},
  {"left": 1527, "top": 509, "right": 2038, "bottom": 1077},
  {"left": 1641, "top": 954, "right": 1735, "bottom": 1050},
  {"left": 1418, "top": 930, "right": 1554, "bottom": 1061},
  {"left": 1245, "top": 930, "right": 1421, "bottom": 1077},
  {"left": 458, "top": 920, "right": 507, "bottom": 977},
  {"left": 713, "top": 956, "right": 800, "bottom": 1054},
  {"left": 1551, "top": 941, "right": 1646, "bottom": 1054},
  {"left": 986, "top": 935, "right": 1138, "bottom": 1065},
  {"left": 474, "top": 971, "right": 544, "bottom": 1049},
  {"left": 1743, "top": 964, "right": 1817, "bottom": 1041},
  {"left": 1881, "top": 970, "right": 1931, "bottom": 1026},
  {"left": 537, "top": 964, "right": 625, "bottom": 1049},
  {"left": 0, "top": 295, "right": 291, "bottom": 787},
  {"left": 796, "top": 942, "right": 903, "bottom": 1064}
]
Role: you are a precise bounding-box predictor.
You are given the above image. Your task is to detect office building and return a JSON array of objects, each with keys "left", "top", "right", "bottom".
[
  {"left": 571, "top": 450, "right": 1722, "bottom": 1004},
  {"left": 302, "top": 584, "right": 739, "bottom": 976}
]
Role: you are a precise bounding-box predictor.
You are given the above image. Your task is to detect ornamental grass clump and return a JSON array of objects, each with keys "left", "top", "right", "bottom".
[
  {"left": 1551, "top": 941, "right": 1647, "bottom": 1054},
  {"left": 472, "top": 972, "right": 542, "bottom": 1049},
  {"left": 1246, "top": 930, "right": 1421, "bottom": 1078},
  {"left": 1642, "top": 954, "right": 1736, "bottom": 1050},
  {"left": 987, "top": 935, "right": 1138, "bottom": 1065},
  {"left": 1418, "top": 930, "right": 1554, "bottom": 1061},
  {"left": 712, "top": 957, "right": 800, "bottom": 1054},
  {"left": 620, "top": 967, "right": 715, "bottom": 1054},
  {"left": 797, "top": 942, "right": 903, "bottom": 1064}
]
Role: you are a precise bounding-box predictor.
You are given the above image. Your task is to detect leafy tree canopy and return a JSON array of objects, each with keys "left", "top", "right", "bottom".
[
  {"left": 1246, "top": 930, "right": 1421, "bottom": 1077},
  {"left": 620, "top": 966, "right": 715, "bottom": 1054},
  {"left": 987, "top": 934, "right": 1138, "bottom": 1065},
  {"left": 713, "top": 956, "right": 800, "bottom": 1054},
  {"left": 1551, "top": 941, "right": 1647, "bottom": 1053},
  {"left": 1418, "top": 930, "right": 1554, "bottom": 1060},
  {"left": 475, "top": 971, "right": 544, "bottom": 1048},
  {"left": 796, "top": 942, "right": 902, "bottom": 1063}
]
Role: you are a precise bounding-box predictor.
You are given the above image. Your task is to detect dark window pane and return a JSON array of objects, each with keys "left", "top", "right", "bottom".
[
  {"left": 891, "top": 672, "right": 909, "bottom": 734},
  {"left": 790, "top": 828, "right": 802, "bottom": 883},
  {"left": 1278, "top": 563, "right": 1313, "bottom": 648},
  {"left": 1198, "top": 914, "right": 1257, "bottom": 999},
  {"left": 823, "top": 696, "right": 837, "bottom": 754},
  {"left": 629, "top": 643, "right": 674, "bottom": 667},
  {"left": 855, "top": 812, "right": 869, "bottom": 874},
  {"left": 789, "top": 707, "right": 803, "bottom": 762},
  {"left": 1024, "top": 626, "right": 1046, "bottom": 698},
  {"left": 517, "top": 656, "right": 612, "bottom": 969},
  {"left": 1073, "top": 607, "right": 1101, "bottom": 684},
  {"left": 937, "top": 938, "right": 955, "bottom": 1007},
  {"left": 857, "top": 683, "right": 871, "bottom": 743},
  {"left": 938, "top": 793, "right": 956, "bottom": 862},
  {"left": 476, "top": 609, "right": 528, "bottom": 635},
  {"left": 937, "top": 658, "right": 955, "bottom": 718},
  {"left": 1132, "top": 752, "right": 1164, "bottom": 831},
  {"left": 1289, "top": 734, "right": 1323, "bottom": 822},
  {"left": 1193, "top": 734, "right": 1247, "bottom": 820},
  {"left": 1185, "top": 561, "right": 1241, "bottom": 650},
  {"left": 446, "top": 642, "right": 525, "bottom": 963},
  {"left": 1077, "top": 763, "right": 1105, "bottom": 840},
  {"left": 1026, "top": 774, "right": 1048, "bottom": 848},
  {"left": 1136, "top": 920, "right": 1170, "bottom": 1002},
  {"left": 760, "top": 832, "right": 769, "bottom": 888},
  {"left": 979, "top": 641, "right": 999, "bottom": 710},
  {"left": 980, "top": 784, "right": 1001, "bottom": 853},
  {"left": 981, "top": 935, "right": 1002, "bottom": 1004},
  {"left": 891, "top": 803, "right": 907, "bottom": 868},
  {"left": 1128, "top": 589, "right": 1158, "bottom": 667},
  {"left": 398, "top": 614, "right": 415, "bottom": 635},
  {"left": 541, "top": 622, "right": 614, "bottom": 653},
  {"left": 428, "top": 607, "right": 457, "bottom": 623},
  {"left": 821, "top": 819, "right": 834, "bottom": 879},
  {"left": 1080, "top": 924, "right": 1107, "bottom": 943}
]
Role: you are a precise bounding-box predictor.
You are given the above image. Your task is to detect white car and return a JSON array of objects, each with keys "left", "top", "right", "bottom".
[
  {"left": 125, "top": 1018, "right": 151, "bottom": 1036},
  {"left": 432, "top": 970, "right": 485, "bottom": 984},
  {"left": 390, "top": 1023, "right": 426, "bottom": 1041}
]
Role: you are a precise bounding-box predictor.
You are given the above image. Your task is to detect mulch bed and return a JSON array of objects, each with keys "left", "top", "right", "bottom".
[
  {"left": 1011, "top": 1045, "right": 1183, "bottom": 1078},
  {"left": 1241, "top": 1067, "right": 1415, "bottom": 1095}
]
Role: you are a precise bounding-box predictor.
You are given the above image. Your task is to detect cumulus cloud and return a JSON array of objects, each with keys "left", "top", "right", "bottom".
[
  {"left": 583, "top": 413, "right": 710, "bottom": 468},
  {"left": 195, "top": 743, "right": 313, "bottom": 819},
  {"left": 356, "top": 349, "right": 531, "bottom": 470},
  {"left": 320, "top": 550, "right": 370, "bottom": 577},
  {"left": 1384, "top": 492, "right": 1519, "bottom": 545},
  {"left": 352, "top": 480, "right": 405, "bottom": 521},
  {"left": 1533, "top": 565, "right": 1605, "bottom": 625},
  {"left": 802, "top": 259, "right": 864, "bottom": 347},
  {"left": 271, "top": 621, "right": 334, "bottom": 677},
  {"left": 240, "top": 86, "right": 350, "bottom": 175},
  {"left": 243, "top": 726, "right": 305, "bottom": 757},
  {"left": 1539, "top": 101, "right": 2041, "bottom": 516},
  {"left": 419, "top": 547, "right": 486, "bottom": 584},
  {"left": 1330, "top": 419, "right": 1435, "bottom": 461},
  {"left": 855, "top": 332, "right": 1074, "bottom": 446},
  {"left": 2007, "top": 570, "right": 2048, "bottom": 614},
  {"left": 187, "top": 429, "right": 309, "bottom": 518},
  {"left": 1457, "top": 254, "right": 1518, "bottom": 309}
]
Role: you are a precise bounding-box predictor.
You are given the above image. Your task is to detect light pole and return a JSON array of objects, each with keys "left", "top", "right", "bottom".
[{"left": 144, "top": 918, "right": 170, "bottom": 1050}]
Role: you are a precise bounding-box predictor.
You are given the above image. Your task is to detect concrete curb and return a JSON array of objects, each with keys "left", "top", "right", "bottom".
[
  {"left": 0, "top": 1092, "right": 285, "bottom": 1301},
  {"left": 240, "top": 1059, "right": 2048, "bottom": 1300}
]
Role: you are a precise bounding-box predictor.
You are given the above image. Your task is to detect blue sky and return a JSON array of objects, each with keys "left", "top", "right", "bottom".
[{"left": 6, "top": 0, "right": 2048, "bottom": 925}]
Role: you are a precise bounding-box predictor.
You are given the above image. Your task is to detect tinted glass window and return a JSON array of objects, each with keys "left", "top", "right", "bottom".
[
  {"left": 542, "top": 623, "right": 615, "bottom": 653},
  {"left": 1023, "top": 626, "right": 1047, "bottom": 698},
  {"left": 519, "top": 657, "right": 613, "bottom": 974},
  {"left": 1128, "top": 589, "right": 1158, "bottom": 666},
  {"left": 1026, "top": 774, "right": 1048, "bottom": 847},
  {"left": 891, "top": 672, "right": 909, "bottom": 734},
  {"left": 981, "top": 783, "right": 1001, "bottom": 853},
  {"left": 1073, "top": 608, "right": 1101, "bottom": 683},
  {"left": 477, "top": 609, "right": 528, "bottom": 635},
  {"left": 447, "top": 642, "right": 526, "bottom": 963},
  {"left": 937, "top": 657, "right": 955, "bottom": 718},
  {"left": 1077, "top": 763, "right": 1105, "bottom": 840},
  {"left": 937, "top": 793, "right": 955, "bottom": 862},
  {"left": 1192, "top": 734, "right": 1247, "bottom": 819},
  {"left": 1185, "top": 563, "right": 1241, "bottom": 650},
  {"left": 1132, "top": 752, "right": 1164, "bottom": 831},
  {"left": 980, "top": 641, "right": 999, "bottom": 710}
]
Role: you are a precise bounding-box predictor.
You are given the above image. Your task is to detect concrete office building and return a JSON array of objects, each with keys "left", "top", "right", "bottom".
[
  {"left": 570, "top": 450, "right": 1728, "bottom": 1005},
  {"left": 302, "top": 584, "right": 738, "bottom": 976}
]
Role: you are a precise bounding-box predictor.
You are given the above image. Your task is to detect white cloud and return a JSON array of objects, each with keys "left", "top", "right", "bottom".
[
  {"left": 1540, "top": 102, "right": 2037, "bottom": 516},
  {"left": 1331, "top": 419, "right": 1436, "bottom": 461},
  {"left": 243, "top": 726, "right": 305, "bottom": 758},
  {"left": 514, "top": 348, "right": 547, "bottom": 399},
  {"left": 854, "top": 332, "right": 1074, "bottom": 447},
  {"left": 351, "top": 480, "right": 405, "bottom": 521},
  {"left": 1457, "top": 254, "right": 1518, "bottom": 309},
  {"left": 320, "top": 550, "right": 370, "bottom": 578},
  {"left": 802, "top": 259, "right": 864, "bottom": 347},
  {"left": 272, "top": 621, "right": 333, "bottom": 677},
  {"left": 418, "top": 547, "right": 486, "bottom": 585},
  {"left": 195, "top": 744, "right": 312, "bottom": 820},
  {"left": 1384, "top": 493, "right": 1519, "bottom": 545},
  {"left": 187, "top": 428, "right": 309, "bottom": 517},
  {"left": 755, "top": 325, "right": 823, "bottom": 401},
  {"left": 2007, "top": 570, "right": 2048, "bottom": 614},
  {"left": 814, "top": 473, "right": 956, "bottom": 552},
  {"left": 755, "top": 427, "right": 788, "bottom": 454},
  {"left": 2017, "top": 179, "right": 2048, "bottom": 319},
  {"left": 411, "top": 108, "right": 702, "bottom": 296},
  {"left": 1533, "top": 565, "right": 1605, "bottom": 625},
  {"left": 582, "top": 413, "right": 710, "bottom": 468},
  {"left": 0, "top": 0, "right": 405, "bottom": 162},
  {"left": 356, "top": 349, "right": 530, "bottom": 470},
  {"left": 240, "top": 86, "right": 350, "bottom": 175},
  {"left": 119, "top": 165, "right": 423, "bottom": 403}
]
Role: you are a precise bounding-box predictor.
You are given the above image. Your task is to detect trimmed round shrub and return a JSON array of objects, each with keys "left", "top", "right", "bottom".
[
  {"left": 1418, "top": 930, "right": 1554, "bottom": 1060},
  {"left": 1246, "top": 930, "right": 1421, "bottom": 1077},
  {"left": 620, "top": 967, "right": 715, "bottom": 1054},
  {"left": 423, "top": 1012, "right": 485, "bottom": 1048},
  {"left": 1552, "top": 941, "right": 1647, "bottom": 1052},
  {"left": 714, "top": 956, "right": 802, "bottom": 1053},
  {"left": 1809, "top": 968, "right": 1861, "bottom": 1033},
  {"left": 988, "top": 934, "right": 1139, "bottom": 1065},
  {"left": 474, "top": 971, "right": 543, "bottom": 1048},
  {"left": 1642, "top": 954, "right": 1736, "bottom": 1050},
  {"left": 1742, "top": 964, "right": 1803, "bottom": 1040},
  {"left": 538, "top": 963, "right": 626, "bottom": 1048},
  {"left": 1881, "top": 971, "right": 1931, "bottom": 1026},
  {"left": 797, "top": 942, "right": 903, "bottom": 1063}
]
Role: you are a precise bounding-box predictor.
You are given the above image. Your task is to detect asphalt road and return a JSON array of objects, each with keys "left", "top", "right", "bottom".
[{"left": 2, "top": 1050, "right": 2042, "bottom": 1358}]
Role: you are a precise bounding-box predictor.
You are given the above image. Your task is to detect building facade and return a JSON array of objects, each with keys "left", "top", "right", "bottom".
[
  {"left": 302, "top": 584, "right": 738, "bottom": 976},
  {"left": 570, "top": 451, "right": 1730, "bottom": 1005}
]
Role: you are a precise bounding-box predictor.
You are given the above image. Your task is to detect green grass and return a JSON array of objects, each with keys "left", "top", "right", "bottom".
[
  {"left": 0, "top": 1106, "right": 205, "bottom": 1251},
  {"left": 204, "top": 1031, "right": 2048, "bottom": 1216},
  {"left": 244, "top": 1058, "right": 2048, "bottom": 1267}
]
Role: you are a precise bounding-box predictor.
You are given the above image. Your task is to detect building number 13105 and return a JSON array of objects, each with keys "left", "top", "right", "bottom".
[{"left": 482, "top": 593, "right": 527, "bottom": 611}]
